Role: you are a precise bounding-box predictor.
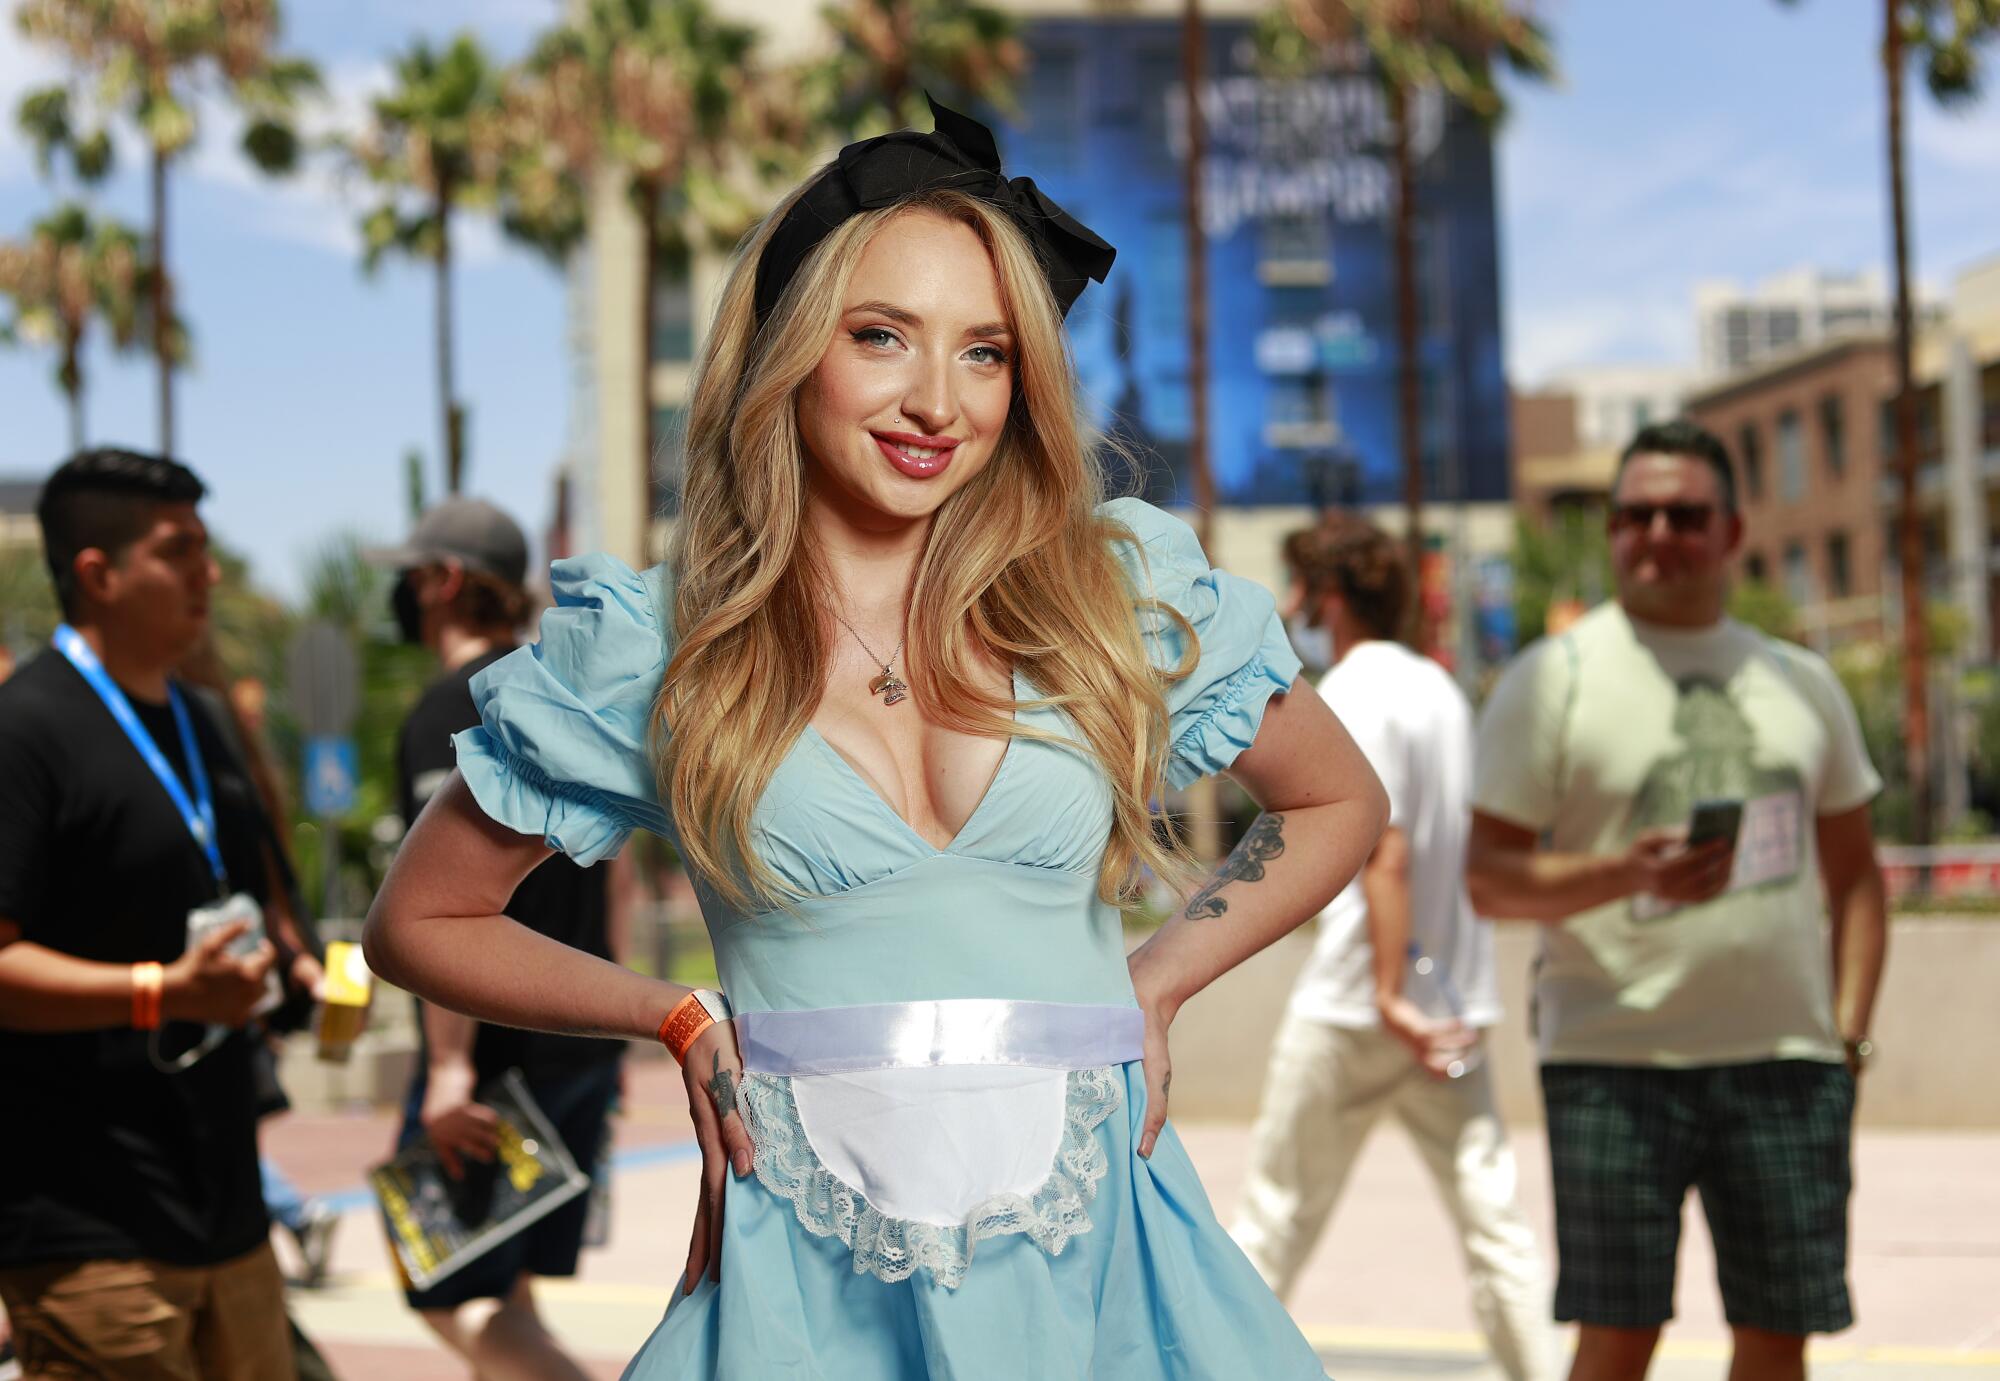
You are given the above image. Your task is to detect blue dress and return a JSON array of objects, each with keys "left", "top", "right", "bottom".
[{"left": 454, "top": 498, "right": 1326, "bottom": 1380}]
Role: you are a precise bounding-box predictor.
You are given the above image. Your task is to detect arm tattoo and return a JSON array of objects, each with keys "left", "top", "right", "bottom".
[
  {"left": 707, "top": 1050, "right": 738, "bottom": 1122},
  {"left": 1185, "top": 812, "right": 1286, "bottom": 919}
]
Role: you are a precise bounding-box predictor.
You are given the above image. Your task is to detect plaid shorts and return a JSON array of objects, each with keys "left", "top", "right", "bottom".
[{"left": 1541, "top": 1060, "right": 1855, "bottom": 1335}]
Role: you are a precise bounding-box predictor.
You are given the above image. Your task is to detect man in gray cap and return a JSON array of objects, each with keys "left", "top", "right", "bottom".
[
  {"left": 377, "top": 498, "right": 625, "bottom": 1379},
  {"left": 372, "top": 497, "right": 531, "bottom": 649}
]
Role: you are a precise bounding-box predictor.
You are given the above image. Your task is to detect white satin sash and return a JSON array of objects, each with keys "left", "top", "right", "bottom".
[
  {"left": 737, "top": 1000, "right": 1141, "bottom": 1228},
  {"left": 736, "top": 999, "right": 1144, "bottom": 1076}
]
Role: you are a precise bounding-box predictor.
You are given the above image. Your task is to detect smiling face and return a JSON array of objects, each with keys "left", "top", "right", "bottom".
[
  {"left": 795, "top": 210, "right": 1016, "bottom": 530},
  {"left": 1609, "top": 451, "right": 1743, "bottom": 625}
]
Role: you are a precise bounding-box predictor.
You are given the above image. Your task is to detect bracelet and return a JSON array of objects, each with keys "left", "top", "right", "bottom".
[
  {"left": 657, "top": 988, "right": 731, "bottom": 1065},
  {"left": 132, "top": 962, "right": 164, "bottom": 1031}
]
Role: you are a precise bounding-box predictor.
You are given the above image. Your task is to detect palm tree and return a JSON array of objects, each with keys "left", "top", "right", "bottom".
[
  {"left": 14, "top": 0, "right": 318, "bottom": 457},
  {"left": 805, "top": 0, "right": 1025, "bottom": 139},
  {"left": 1777, "top": 0, "right": 1998, "bottom": 844},
  {"left": 1877, "top": 0, "right": 1994, "bottom": 847},
  {"left": 349, "top": 34, "right": 507, "bottom": 498},
  {"left": 0, "top": 203, "right": 145, "bottom": 451},
  {"left": 510, "top": 0, "right": 763, "bottom": 539},
  {"left": 1266, "top": 1, "right": 1551, "bottom": 642},
  {"left": 1180, "top": 0, "right": 1217, "bottom": 549}
]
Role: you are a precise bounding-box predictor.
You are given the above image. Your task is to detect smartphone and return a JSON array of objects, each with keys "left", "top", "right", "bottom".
[
  {"left": 185, "top": 893, "right": 283, "bottom": 1019},
  {"left": 1685, "top": 799, "right": 1744, "bottom": 852}
]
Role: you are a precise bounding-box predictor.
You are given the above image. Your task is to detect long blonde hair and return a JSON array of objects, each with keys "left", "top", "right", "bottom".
[{"left": 658, "top": 184, "right": 1197, "bottom": 912}]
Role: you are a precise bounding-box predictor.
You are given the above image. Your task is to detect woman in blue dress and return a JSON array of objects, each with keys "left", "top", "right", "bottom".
[{"left": 365, "top": 99, "right": 1387, "bottom": 1380}]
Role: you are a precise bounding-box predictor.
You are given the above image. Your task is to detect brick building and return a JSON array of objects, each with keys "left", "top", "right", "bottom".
[{"left": 1685, "top": 336, "right": 1900, "bottom": 651}]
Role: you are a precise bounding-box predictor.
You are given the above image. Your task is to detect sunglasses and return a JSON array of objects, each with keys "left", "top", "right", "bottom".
[{"left": 1610, "top": 502, "right": 1716, "bottom": 534}]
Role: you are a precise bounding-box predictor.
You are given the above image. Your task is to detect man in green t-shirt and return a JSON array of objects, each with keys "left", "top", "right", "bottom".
[{"left": 1468, "top": 420, "right": 1888, "bottom": 1381}]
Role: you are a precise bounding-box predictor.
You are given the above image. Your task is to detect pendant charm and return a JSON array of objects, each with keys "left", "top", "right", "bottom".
[{"left": 870, "top": 669, "right": 908, "bottom": 706}]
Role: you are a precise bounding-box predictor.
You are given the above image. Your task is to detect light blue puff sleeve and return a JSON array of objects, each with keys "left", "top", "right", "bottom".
[
  {"left": 1100, "top": 497, "right": 1304, "bottom": 789},
  {"left": 452, "top": 554, "right": 673, "bottom": 866}
]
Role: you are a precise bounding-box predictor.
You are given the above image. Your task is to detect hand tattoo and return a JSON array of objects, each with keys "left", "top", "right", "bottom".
[
  {"left": 707, "top": 1050, "right": 738, "bottom": 1122},
  {"left": 1185, "top": 812, "right": 1286, "bottom": 919}
]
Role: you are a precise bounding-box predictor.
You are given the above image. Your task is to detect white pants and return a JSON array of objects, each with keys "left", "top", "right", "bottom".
[{"left": 1230, "top": 1015, "right": 1555, "bottom": 1381}]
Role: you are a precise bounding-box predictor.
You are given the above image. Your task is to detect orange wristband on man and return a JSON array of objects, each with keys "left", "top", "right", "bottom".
[{"left": 132, "top": 961, "right": 164, "bottom": 1031}]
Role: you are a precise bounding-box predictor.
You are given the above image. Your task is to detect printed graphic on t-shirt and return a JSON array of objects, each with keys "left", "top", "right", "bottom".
[{"left": 1628, "top": 676, "right": 1804, "bottom": 923}]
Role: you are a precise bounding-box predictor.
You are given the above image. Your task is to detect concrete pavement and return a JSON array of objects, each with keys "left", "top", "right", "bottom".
[{"left": 263, "top": 1059, "right": 2000, "bottom": 1379}]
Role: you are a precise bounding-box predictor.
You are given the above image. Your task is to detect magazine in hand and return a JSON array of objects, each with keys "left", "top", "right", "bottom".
[{"left": 368, "top": 1068, "right": 590, "bottom": 1291}]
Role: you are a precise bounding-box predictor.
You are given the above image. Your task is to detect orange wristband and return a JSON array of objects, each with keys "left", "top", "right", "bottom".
[
  {"left": 657, "top": 988, "right": 728, "bottom": 1065},
  {"left": 132, "top": 962, "right": 164, "bottom": 1031}
]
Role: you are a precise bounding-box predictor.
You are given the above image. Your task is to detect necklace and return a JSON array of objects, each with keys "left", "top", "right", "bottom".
[{"left": 830, "top": 609, "right": 909, "bottom": 707}]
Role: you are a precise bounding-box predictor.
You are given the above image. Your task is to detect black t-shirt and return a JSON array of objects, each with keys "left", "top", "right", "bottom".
[
  {"left": 397, "top": 648, "right": 621, "bottom": 1083},
  {"left": 0, "top": 651, "right": 269, "bottom": 1269}
]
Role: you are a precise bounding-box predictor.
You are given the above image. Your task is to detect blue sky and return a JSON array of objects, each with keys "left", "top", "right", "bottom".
[{"left": 3, "top": 0, "right": 1998, "bottom": 602}]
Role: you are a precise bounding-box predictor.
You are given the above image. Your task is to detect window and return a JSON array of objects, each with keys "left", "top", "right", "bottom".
[
  {"left": 651, "top": 404, "right": 687, "bottom": 515},
  {"left": 1739, "top": 422, "right": 1765, "bottom": 501},
  {"left": 1745, "top": 552, "right": 1769, "bottom": 584},
  {"left": 1827, "top": 531, "right": 1852, "bottom": 599},
  {"left": 1767, "top": 308, "right": 1802, "bottom": 353},
  {"left": 1020, "top": 50, "right": 1082, "bottom": 173},
  {"left": 1725, "top": 307, "right": 1753, "bottom": 360},
  {"left": 1918, "top": 387, "right": 1944, "bottom": 462},
  {"left": 1140, "top": 214, "right": 1187, "bottom": 338},
  {"left": 1784, "top": 541, "right": 1813, "bottom": 608},
  {"left": 1258, "top": 214, "right": 1331, "bottom": 285},
  {"left": 1416, "top": 217, "right": 1452, "bottom": 335},
  {"left": 1777, "top": 408, "right": 1805, "bottom": 503},
  {"left": 652, "top": 277, "right": 694, "bottom": 363},
  {"left": 1819, "top": 393, "right": 1846, "bottom": 478},
  {"left": 1140, "top": 47, "right": 1186, "bottom": 157}
]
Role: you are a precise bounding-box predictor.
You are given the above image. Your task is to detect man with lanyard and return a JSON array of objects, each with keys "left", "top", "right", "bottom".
[
  {"left": 0, "top": 449, "right": 294, "bottom": 1379},
  {"left": 372, "top": 498, "right": 624, "bottom": 1378}
]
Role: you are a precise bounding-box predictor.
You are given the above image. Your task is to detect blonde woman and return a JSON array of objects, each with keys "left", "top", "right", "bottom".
[{"left": 366, "top": 101, "right": 1386, "bottom": 1379}]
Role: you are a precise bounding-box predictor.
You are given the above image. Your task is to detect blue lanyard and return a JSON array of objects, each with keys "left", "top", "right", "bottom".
[{"left": 53, "top": 624, "right": 229, "bottom": 894}]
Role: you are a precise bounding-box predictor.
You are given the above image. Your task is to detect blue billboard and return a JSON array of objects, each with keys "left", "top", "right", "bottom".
[{"left": 997, "top": 20, "right": 1510, "bottom": 508}]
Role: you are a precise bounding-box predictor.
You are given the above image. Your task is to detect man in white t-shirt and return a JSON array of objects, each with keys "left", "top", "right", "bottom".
[
  {"left": 1468, "top": 420, "right": 1889, "bottom": 1381},
  {"left": 1231, "top": 516, "right": 1553, "bottom": 1381}
]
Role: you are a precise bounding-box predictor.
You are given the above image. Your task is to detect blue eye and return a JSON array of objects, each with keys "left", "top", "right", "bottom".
[
  {"left": 968, "top": 345, "right": 1009, "bottom": 366},
  {"left": 852, "top": 327, "right": 899, "bottom": 348}
]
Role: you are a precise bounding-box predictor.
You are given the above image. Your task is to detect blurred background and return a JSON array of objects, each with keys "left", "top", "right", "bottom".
[{"left": 3, "top": 2, "right": 1999, "bottom": 1376}]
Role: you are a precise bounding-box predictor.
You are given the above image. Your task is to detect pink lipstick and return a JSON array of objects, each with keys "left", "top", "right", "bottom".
[{"left": 872, "top": 431, "right": 959, "bottom": 479}]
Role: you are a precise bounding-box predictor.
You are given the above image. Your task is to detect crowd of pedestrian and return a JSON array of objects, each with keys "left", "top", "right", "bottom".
[{"left": 0, "top": 417, "right": 1886, "bottom": 1381}]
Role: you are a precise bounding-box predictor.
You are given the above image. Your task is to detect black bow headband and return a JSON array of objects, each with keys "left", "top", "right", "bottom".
[{"left": 753, "top": 96, "right": 1117, "bottom": 329}]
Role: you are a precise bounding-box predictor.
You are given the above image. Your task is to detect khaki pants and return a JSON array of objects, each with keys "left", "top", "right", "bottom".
[
  {"left": 0, "top": 1242, "right": 294, "bottom": 1381},
  {"left": 1230, "top": 1016, "right": 1555, "bottom": 1381}
]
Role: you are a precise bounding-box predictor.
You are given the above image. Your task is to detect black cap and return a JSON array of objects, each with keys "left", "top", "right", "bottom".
[{"left": 365, "top": 497, "right": 529, "bottom": 588}]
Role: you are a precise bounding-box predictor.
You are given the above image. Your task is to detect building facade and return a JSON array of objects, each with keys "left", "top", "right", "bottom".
[
  {"left": 1006, "top": 15, "right": 1511, "bottom": 511},
  {"left": 555, "top": 0, "right": 1522, "bottom": 673},
  {"left": 1679, "top": 255, "right": 2000, "bottom": 660},
  {"left": 1685, "top": 337, "right": 1898, "bottom": 651},
  {"left": 1695, "top": 267, "right": 1899, "bottom": 379}
]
